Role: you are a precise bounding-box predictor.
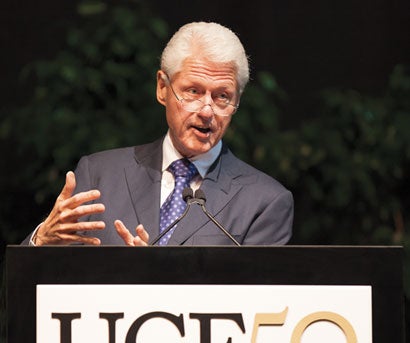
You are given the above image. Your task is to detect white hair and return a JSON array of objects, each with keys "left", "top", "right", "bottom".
[{"left": 160, "top": 22, "right": 250, "bottom": 94}]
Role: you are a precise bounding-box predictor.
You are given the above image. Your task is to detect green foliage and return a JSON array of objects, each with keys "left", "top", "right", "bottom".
[
  {"left": 225, "top": 71, "right": 286, "bottom": 174},
  {"left": 270, "top": 65, "right": 410, "bottom": 246},
  {"left": 0, "top": 1, "right": 169, "bottom": 243}
]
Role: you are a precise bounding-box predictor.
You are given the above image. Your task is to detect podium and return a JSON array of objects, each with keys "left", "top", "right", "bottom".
[{"left": 6, "top": 245, "right": 404, "bottom": 342}]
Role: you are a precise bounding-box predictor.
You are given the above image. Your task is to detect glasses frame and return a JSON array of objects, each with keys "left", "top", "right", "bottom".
[{"left": 164, "top": 74, "right": 239, "bottom": 117}]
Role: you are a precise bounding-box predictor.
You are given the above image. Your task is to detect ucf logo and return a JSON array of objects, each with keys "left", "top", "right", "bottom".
[{"left": 52, "top": 307, "right": 357, "bottom": 343}]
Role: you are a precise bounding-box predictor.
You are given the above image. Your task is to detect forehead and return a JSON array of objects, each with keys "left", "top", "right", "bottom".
[{"left": 173, "top": 58, "right": 238, "bottom": 89}]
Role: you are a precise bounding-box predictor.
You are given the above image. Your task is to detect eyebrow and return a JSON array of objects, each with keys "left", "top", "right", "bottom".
[{"left": 179, "top": 80, "right": 235, "bottom": 92}]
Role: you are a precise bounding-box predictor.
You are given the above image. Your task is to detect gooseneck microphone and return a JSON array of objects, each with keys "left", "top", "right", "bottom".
[
  {"left": 194, "top": 189, "right": 241, "bottom": 246},
  {"left": 150, "top": 187, "right": 194, "bottom": 246}
]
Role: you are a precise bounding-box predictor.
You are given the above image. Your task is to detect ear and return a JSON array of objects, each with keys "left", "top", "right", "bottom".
[{"left": 156, "top": 70, "right": 168, "bottom": 106}]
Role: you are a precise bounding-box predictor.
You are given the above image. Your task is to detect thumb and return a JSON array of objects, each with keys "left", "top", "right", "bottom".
[{"left": 59, "top": 171, "right": 76, "bottom": 200}]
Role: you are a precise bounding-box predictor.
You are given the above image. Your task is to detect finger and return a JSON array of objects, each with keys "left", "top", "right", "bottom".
[
  {"left": 59, "top": 171, "right": 77, "bottom": 201},
  {"left": 35, "top": 228, "right": 102, "bottom": 246},
  {"left": 114, "top": 220, "right": 135, "bottom": 246},
  {"left": 135, "top": 224, "right": 149, "bottom": 244},
  {"left": 60, "top": 203, "right": 105, "bottom": 221},
  {"left": 59, "top": 220, "right": 106, "bottom": 232},
  {"left": 63, "top": 190, "right": 102, "bottom": 210},
  {"left": 54, "top": 233, "right": 101, "bottom": 245},
  {"left": 133, "top": 236, "right": 148, "bottom": 246}
]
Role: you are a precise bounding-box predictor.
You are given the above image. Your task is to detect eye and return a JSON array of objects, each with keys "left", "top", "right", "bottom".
[
  {"left": 183, "top": 88, "right": 201, "bottom": 99},
  {"left": 215, "top": 92, "right": 231, "bottom": 103}
]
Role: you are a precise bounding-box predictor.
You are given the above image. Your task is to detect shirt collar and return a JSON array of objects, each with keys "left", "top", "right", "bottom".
[{"left": 162, "top": 131, "right": 222, "bottom": 178}]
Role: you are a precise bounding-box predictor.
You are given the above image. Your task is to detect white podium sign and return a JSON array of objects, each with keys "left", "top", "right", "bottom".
[{"left": 37, "top": 284, "right": 371, "bottom": 342}]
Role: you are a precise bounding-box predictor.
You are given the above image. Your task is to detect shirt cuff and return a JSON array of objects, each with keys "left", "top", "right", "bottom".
[{"left": 29, "top": 223, "right": 43, "bottom": 246}]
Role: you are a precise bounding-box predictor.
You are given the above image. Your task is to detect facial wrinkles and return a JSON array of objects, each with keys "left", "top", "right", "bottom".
[
  {"left": 166, "top": 59, "right": 235, "bottom": 157},
  {"left": 182, "top": 59, "right": 237, "bottom": 89}
]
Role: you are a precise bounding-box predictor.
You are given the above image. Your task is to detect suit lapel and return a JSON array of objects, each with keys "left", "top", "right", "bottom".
[
  {"left": 169, "top": 146, "right": 243, "bottom": 245},
  {"left": 123, "top": 139, "right": 244, "bottom": 245},
  {"left": 124, "top": 138, "right": 163, "bottom": 241}
]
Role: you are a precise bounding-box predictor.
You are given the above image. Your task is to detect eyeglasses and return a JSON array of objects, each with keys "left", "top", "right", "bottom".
[{"left": 165, "top": 75, "right": 238, "bottom": 117}]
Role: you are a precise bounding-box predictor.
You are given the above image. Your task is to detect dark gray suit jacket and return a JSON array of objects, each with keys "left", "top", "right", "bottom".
[
  {"left": 73, "top": 137, "right": 293, "bottom": 245},
  {"left": 26, "top": 138, "right": 293, "bottom": 245}
]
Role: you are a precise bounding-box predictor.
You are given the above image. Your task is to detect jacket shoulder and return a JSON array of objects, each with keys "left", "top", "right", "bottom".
[{"left": 222, "top": 148, "right": 290, "bottom": 194}]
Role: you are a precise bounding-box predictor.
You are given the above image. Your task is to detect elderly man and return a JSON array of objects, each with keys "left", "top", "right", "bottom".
[{"left": 24, "top": 22, "right": 293, "bottom": 246}]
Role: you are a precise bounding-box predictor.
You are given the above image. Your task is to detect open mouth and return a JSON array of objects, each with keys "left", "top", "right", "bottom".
[{"left": 193, "top": 126, "right": 211, "bottom": 134}]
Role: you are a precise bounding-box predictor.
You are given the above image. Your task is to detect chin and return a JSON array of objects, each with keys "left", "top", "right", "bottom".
[{"left": 183, "top": 143, "right": 212, "bottom": 157}]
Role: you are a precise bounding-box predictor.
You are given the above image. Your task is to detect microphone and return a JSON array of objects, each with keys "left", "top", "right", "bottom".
[
  {"left": 183, "top": 187, "right": 194, "bottom": 202},
  {"left": 150, "top": 187, "right": 194, "bottom": 246},
  {"left": 194, "top": 189, "right": 241, "bottom": 246}
]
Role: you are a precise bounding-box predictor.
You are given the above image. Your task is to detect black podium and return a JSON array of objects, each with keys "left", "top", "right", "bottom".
[{"left": 6, "top": 245, "right": 404, "bottom": 342}]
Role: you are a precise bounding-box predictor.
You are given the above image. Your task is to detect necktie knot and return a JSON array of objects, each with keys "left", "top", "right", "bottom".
[{"left": 168, "top": 158, "right": 198, "bottom": 182}]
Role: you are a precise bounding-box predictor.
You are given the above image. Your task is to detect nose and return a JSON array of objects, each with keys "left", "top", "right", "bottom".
[
  {"left": 198, "top": 94, "right": 216, "bottom": 118},
  {"left": 199, "top": 103, "right": 215, "bottom": 117},
  {"left": 197, "top": 105, "right": 215, "bottom": 124},
  {"left": 202, "top": 92, "right": 214, "bottom": 106}
]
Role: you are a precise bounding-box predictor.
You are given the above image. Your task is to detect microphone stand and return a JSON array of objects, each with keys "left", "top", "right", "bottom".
[
  {"left": 150, "top": 187, "right": 241, "bottom": 246},
  {"left": 150, "top": 188, "right": 194, "bottom": 246},
  {"left": 194, "top": 189, "right": 241, "bottom": 246}
]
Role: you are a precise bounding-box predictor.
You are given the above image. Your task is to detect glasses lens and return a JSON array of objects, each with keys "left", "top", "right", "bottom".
[
  {"left": 181, "top": 99, "right": 203, "bottom": 112},
  {"left": 181, "top": 99, "right": 235, "bottom": 116}
]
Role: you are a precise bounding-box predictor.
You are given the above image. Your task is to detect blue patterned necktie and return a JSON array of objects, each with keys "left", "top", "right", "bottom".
[{"left": 159, "top": 158, "right": 198, "bottom": 245}]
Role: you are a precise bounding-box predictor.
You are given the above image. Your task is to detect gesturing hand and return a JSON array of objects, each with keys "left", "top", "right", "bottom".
[
  {"left": 114, "top": 220, "right": 149, "bottom": 246},
  {"left": 34, "top": 171, "right": 106, "bottom": 246}
]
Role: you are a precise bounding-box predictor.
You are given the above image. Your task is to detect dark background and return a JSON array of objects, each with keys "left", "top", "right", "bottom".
[{"left": 1, "top": 0, "right": 409, "bottom": 122}]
